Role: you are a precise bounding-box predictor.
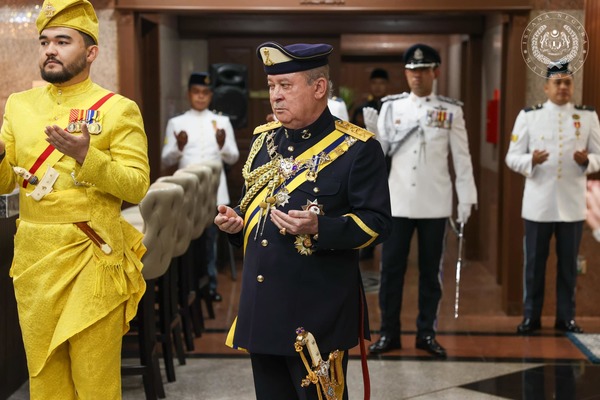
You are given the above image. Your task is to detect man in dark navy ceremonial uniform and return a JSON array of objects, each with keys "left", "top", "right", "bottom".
[{"left": 215, "top": 41, "right": 392, "bottom": 399}]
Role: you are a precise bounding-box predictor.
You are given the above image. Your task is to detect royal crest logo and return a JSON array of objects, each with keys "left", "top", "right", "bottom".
[
  {"left": 43, "top": 2, "right": 56, "bottom": 18},
  {"left": 414, "top": 48, "right": 424, "bottom": 60},
  {"left": 521, "top": 12, "right": 588, "bottom": 78}
]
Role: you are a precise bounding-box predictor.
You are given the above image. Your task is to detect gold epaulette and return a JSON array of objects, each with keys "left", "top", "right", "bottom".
[
  {"left": 253, "top": 120, "right": 282, "bottom": 135},
  {"left": 334, "top": 120, "right": 374, "bottom": 142}
]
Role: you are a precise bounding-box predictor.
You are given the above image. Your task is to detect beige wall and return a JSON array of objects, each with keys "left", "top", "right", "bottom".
[{"left": 0, "top": 6, "right": 119, "bottom": 117}]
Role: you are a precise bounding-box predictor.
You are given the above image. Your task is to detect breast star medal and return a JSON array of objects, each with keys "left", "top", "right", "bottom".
[
  {"left": 294, "top": 200, "right": 324, "bottom": 256},
  {"left": 302, "top": 199, "right": 324, "bottom": 215},
  {"left": 275, "top": 187, "right": 290, "bottom": 207},
  {"left": 295, "top": 235, "right": 314, "bottom": 256}
]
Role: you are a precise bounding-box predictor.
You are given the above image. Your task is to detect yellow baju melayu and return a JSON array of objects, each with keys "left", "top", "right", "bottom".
[{"left": 0, "top": 77, "right": 150, "bottom": 399}]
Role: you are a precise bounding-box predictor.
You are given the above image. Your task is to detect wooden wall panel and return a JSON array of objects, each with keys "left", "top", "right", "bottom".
[
  {"left": 461, "top": 37, "right": 483, "bottom": 260},
  {"left": 583, "top": 0, "right": 600, "bottom": 118},
  {"left": 498, "top": 14, "right": 529, "bottom": 315}
]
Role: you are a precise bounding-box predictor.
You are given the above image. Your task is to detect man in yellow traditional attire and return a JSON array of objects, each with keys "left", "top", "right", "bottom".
[{"left": 0, "top": 0, "right": 150, "bottom": 398}]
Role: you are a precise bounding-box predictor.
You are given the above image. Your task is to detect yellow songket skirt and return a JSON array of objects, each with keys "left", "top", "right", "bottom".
[{"left": 10, "top": 218, "right": 146, "bottom": 378}]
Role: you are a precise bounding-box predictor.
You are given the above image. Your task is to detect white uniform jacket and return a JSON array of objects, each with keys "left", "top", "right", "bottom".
[
  {"left": 162, "top": 108, "right": 239, "bottom": 205},
  {"left": 328, "top": 97, "right": 349, "bottom": 121},
  {"left": 505, "top": 100, "right": 600, "bottom": 222},
  {"left": 377, "top": 92, "right": 477, "bottom": 218}
]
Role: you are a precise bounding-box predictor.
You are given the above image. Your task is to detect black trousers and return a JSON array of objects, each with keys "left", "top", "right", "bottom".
[
  {"left": 250, "top": 352, "right": 349, "bottom": 400},
  {"left": 379, "top": 217, "right": 447, "bottom": 338},
  {"left": 523, "top": 219, "right": 583, "bottom": 321}
]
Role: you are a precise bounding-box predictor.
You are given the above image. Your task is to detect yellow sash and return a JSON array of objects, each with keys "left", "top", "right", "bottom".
[{"left": 242, "top": 129, "right": 354, "bottom": 253}]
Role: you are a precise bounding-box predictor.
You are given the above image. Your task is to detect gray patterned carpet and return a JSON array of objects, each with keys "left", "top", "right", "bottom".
[{"left": 568, "top": 333, "right": 600, "bottom": 363}]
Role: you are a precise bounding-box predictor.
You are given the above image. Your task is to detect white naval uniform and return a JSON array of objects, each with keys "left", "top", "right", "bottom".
[
  {"left": 506, "top": 100, "right": 600, "bottom": 222},
  {"left": 376, "top": 92, "right": 477, "bottom": 218},
  {"left": 328, "top": 97, "right": 350, "bottom": 121},
  {"left": 162, "top": 108, "right": 239, "bottom": 205}
]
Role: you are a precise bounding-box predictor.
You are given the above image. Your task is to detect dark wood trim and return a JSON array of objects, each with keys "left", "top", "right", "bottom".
[
  {"left": 583, "top": 0, "right": 600, "bottom": 121},
  {"left": 139, "top": 16, "right": 162, "bottom": 184},
  {"left": 462, "top": 36, "right": 483, "bottom": 260},
  {"left": 115, "top": 0, "right": 532, "bottom": 12},
  {"left": 178, "top": 14, "right": 486, "bottom": 37},
  {"left": 583, "top": 3, "right": 600, "bottom": 175},
  {"left": 116, "top": 11, "right": 142, "bottom": 105},
  {"left": 116, "top": 12, "right": 161, "bottom": 184},
  {"left": 498, "top": 13, "right": 529, "bottom": 316}
]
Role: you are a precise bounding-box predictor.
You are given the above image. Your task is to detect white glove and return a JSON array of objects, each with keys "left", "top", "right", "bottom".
[
  {"left": 457, "top": 203, "right": 473, "bottom": 224},
  {"left": 362, "top": 107, "right": 379, "bottom": 135}
]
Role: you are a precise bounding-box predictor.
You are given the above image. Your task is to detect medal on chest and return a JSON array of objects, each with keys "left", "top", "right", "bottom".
[
  {"left": 67, "top": 108, "right": 102, "bottom": 134},
  {"left": 293, "top": 200, "right": 325, "bottom": 256},
  {"left": 426, "top": 105, "right": 453, "bottom": 129},
  {"left": 573, "top": 114, "right": 581, "bottom": 139},
  {"left": 241, "top": 130, "right": 356, "bottom": 255}
]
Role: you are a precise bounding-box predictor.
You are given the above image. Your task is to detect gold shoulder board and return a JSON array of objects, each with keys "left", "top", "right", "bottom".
[
  {"left": 335, "top": 120, "right": 374, "bottom": 142},
  {"left": 253, "top": 120, "right": 282, "bottom": 135}
]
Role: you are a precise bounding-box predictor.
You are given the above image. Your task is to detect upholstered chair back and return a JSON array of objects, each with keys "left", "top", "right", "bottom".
[
  {"left": 196, "top": 160, "right": 222, "bottom": 229},
  {"left": 180, "top": 164, "right": 213, "bottom": 239},
  {"left": 157, "top": 171, "right": 200, "bottom": 257},
  {"left": 122, "top": 181, "right": 184, "bottom": 280}
]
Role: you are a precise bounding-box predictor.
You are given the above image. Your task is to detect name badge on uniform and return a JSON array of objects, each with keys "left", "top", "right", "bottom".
[{"left": 426, "top": 106, "right": 453, "bottom": 129}]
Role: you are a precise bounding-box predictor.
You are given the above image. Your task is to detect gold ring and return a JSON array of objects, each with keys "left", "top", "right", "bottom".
[{"left": 279, "top": 228, "right": 286, "bottom": 235}]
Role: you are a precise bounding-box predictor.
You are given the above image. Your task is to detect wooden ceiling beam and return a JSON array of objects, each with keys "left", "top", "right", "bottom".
[
  {"left": 115, "top": 0, "right": 532, "bottom": 13},
  {"left": 177, "top": 14, "right": 486, "bottom": 37}
]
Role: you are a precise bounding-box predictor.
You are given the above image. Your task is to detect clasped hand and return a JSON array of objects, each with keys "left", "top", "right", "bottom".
[
  {"left": 531, "top": 149, "right": 549, "bottom": 166},
  {"left": 174, "top": 130, "right": 188, "bottom": 151},
  {"left": 214, "top": 205, "right": 244, "bottom": 234},
  {"left": 574, "top": 149, "right": 589, "bottom": 166},
  {"left": 533, "top": 149, "right": 588, "bottom": 166},
  {"left": 270, "top": 208, "right": 318, "bottom": 236},
  {"left": 216, "top": 128, "right": 226, "bottom": 149}
]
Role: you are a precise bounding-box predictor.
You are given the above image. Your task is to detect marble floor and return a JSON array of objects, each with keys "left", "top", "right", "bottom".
[{"left": 8, "top": 237, "right": 600, "bottom": 399}]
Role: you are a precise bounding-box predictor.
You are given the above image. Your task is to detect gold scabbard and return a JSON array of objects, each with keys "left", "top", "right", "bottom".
[{"left": 294, "top": 327, "right": 344, "bottom": 400}]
